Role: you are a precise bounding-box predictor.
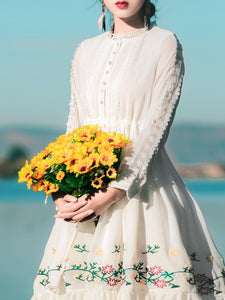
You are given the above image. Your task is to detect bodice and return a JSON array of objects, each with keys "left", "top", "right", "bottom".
[{"left": 67, "top": 26, "right": 185, "bottom": 199}]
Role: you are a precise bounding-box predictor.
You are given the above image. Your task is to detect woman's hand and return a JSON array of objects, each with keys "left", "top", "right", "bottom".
[
  {"left": 52, "top": 191, "right": 88, "bottom": 214},
  {"left": 54, "top": 187, "right": 125, "bottom": 223}
]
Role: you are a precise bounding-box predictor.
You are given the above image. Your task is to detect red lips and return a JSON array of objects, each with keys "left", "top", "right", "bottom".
[{"left": 115, "top": 1, "right": 128, "bottom": 8}]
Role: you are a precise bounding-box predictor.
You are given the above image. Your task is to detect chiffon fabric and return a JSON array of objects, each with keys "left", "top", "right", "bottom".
[{"left": 31, "top": 26, "right": 225, "bottom": 299}]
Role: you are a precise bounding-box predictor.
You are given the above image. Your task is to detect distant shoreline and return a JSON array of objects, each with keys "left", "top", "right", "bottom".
[
  {"left": 176, "top": 163, "right": 225, "bottom": 179},
  {"left": 0, "top": 158, "right": 224, "bottom": 180}
]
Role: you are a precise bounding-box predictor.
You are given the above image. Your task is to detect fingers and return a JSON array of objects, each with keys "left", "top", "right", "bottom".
[
  {"left": 57, "top": 209, "right": 95, "bottom": 223},
  {"left": 63, "top": 194, "right": 78, "bottom": 203},
  {"left": 55, "top": 207, "right": 94, "bottom": 220},
  {"left": 56, "top": 199, "right": 87, "bottom": 214},
  {"left": 72, "top": 210, "right": 95, "bottom": 222}
]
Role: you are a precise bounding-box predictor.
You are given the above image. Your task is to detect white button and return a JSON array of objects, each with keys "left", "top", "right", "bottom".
[
  {"left": 101, "top": 89, "right": 104, "bottom": 93},
  {"left": 108, "top": 61, "right": 112, "bottom": 65},
  {"left": 102, "top": 81, "right": 106, "bottom": 85},
  {"left": 106, "top": 71, "right": 109, "bottom": 74},
  {"left": 100, "top": 100, "right": 103, "bottom": 104},
  {"left": 113, "top": 51, "right": 116, "bottom": 55}
]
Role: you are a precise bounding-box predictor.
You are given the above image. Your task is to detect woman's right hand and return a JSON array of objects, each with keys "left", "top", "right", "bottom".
[{"left": 51, "top": 191, "right": 88, "bottom": 214}]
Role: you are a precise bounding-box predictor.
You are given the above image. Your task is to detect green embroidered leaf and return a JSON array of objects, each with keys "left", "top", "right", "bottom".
[
  {"left": 65, "top": 282, "right": 71, "bottom": 287},
  {"left": 112, "top": 244, "right": 121, "bottom": 253},
  {"left": 142, "top": 244, "right": 160, "bottom": 254},
  {"left": 162, "top": 271, "right": 175, "bottom": 279}
]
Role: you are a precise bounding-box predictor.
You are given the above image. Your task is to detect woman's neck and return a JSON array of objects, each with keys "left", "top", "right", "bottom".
[{"left": 113, "top": 12, "right": 145, "bottom": 34}]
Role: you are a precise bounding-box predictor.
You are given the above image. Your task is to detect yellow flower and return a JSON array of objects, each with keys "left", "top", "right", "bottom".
[
  {"left": 39, "top": 148, "right": 51, "bottom": 158},
  {"left": 184, "top": 264, "right": 192, "bottom": 270},
  {"left": 88, "top": 152, "right": 100, "bottom": 169},
  {"left": 74, "top": 125, "right": 99, "bottom": 142},
  {"left": 75, "top": 158, "right": 93, "bottom": 174},
  {"left": 105, "top": 132, "right": 131, "bottom": 149},
  {"left": 30, "top": 155, "right": 42, "bottom": 169},
  {"left": 86, "top": 142, "right": 98, "bottom": 154},
  {"left": 99, "top": 151, "right": 118, "bottom": 167},
  {"left": 36, "top": 157, "right": 53, "bottom": 171},
  {"left": 36, "top": 180, "right": 47, "bottom": 192},
  {"left": 39, "top": 265, "right": 46, "bottom": 271},
  {"left": 27, "top": 179, "right": 33, "bottom": 190},
  {"left": 43, "top": 182, "right": 59, "bottom": 195},
  {"left": 97, "top": 143, "right": 114, "bottom": 153},
  {"left": 56, "top": 171, "right": 65, "bottom": 181},
  {"left": 18, "top": 161, "right": 33, "bottom": 183},
  {"left": 138, "top": 280, "right": 145, "bottom": 286},
  {"left": 91, "top": 177, "right": 103, "bottom": 189},
  {"left": 49, "top": 184, "right": 59, "bottom": 194},
  {"left": 53, "top": 146, "right": 74, "bottom": 164},
  {"left": 169, "top": 249, "right": 180, "bottom": 256},
  {"left": 206, "top": 255, "right": 214, "bottom": 262},
  {"left": 32, "top": 163, "right": 46, "bottom": 180},
  {"left": 106, "top": 167, "right": 117, "bottom": 179},
  {"left": 65, "top": 158, "right": 77, "bottom": 172},
  {"left": 95, "top": 249, "right": 103, "bottom": 256},
  {"left": 32, "top": 184, "right": 39, "bottom": 192}
]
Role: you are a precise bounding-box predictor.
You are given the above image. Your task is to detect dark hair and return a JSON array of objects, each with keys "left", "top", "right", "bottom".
[{"left": 148, "top": 2, "right": 156, "bottom": 18}]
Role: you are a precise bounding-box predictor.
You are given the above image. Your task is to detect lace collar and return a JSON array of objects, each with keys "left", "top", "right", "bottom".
[{"left": 105, "top": 25, "right": 150, "bottom": 40}]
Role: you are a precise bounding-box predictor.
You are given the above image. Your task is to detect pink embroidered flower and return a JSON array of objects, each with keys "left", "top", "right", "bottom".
[
  {"left": 107, "top": 278, "right": 117, "bottom": 287},
  {"left": 149, "top": 265, "right": 163, "bottom": 275},
  {"left": 101, "top": 265, "right": 115, "bottom": 274},
  {"left": 198, "top": 286, "right": 214, "bottom": 295},
  {"left": 154, "top": 279, "right": 168, "bottom": 288},
  {"left": 120, "top": 279, "right": 124, "bottom": 285}
]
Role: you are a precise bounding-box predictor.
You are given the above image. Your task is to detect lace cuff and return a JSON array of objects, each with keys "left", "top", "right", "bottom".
[{"left": 108, "top": 33, "right": 185, "bottom": 199}]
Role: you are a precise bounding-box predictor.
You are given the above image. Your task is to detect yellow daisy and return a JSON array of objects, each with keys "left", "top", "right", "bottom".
[
  {"left": 75, "top": 157, "right": 93, "bottom": 174},
  {"left": 169, "top": 249, "right": 180, "bottom": 256},
  {"left": 56, "top": 171, "right": 65, "bottom": 181},
  {"left": 95, "top": 249, "right": 103, "bottom": 256},
  {"left": 99, "top": 151, "right": 118, "bottom": 167},
  {"left": 91, "top": 177, "right": 103, "bottom": 189},
  {"left": 18, "top": 161, "right": 33, "bottom": 183},
  {"left": 88, "top": 152, "right": 100, "bottom": 169},
  {"left": 106, "top": 167, "right": 117, "bottom": 179}
]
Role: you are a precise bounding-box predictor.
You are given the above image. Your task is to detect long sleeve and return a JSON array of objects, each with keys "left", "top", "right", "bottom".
[
  {"left": 65, "top": 41, "right": 85, "bottom": 134},
  {"left": 108, "top": 33, "right": 185, "bottom": 199}
]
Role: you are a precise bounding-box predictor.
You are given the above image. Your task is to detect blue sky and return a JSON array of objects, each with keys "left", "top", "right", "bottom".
[{"left": 1, "top": 0, "right": 225, "bottom": 129}]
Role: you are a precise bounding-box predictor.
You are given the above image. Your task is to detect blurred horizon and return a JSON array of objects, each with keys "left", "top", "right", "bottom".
[{"left": 1, "top": 0, "right": 225, "bottom": 129}]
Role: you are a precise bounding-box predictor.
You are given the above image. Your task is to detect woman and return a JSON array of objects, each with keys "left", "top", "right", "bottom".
[{"left": 32, "top": 0, "right": 225, "bottom": 299}]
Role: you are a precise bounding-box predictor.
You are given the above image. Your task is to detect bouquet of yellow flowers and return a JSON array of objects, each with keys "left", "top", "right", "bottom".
[{"left": 18, "top": 125, "right": 131, "bottom": 198}]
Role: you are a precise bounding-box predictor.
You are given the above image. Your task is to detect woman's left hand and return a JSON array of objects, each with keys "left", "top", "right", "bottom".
[{"left": 54, "top": 187, "right": 125, "bottom": 223}]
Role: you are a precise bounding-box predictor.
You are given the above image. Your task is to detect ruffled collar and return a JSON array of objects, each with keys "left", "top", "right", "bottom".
[{"left": 105, "top": 25, "right": 150, "bottom": 40}]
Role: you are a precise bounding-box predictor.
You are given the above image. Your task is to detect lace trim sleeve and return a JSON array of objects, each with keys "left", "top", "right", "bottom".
[
  {"left": 65, "top": 41, "right": 84, "bottom": 134},
  {"left": 108, "top": 33, "right": 185, "bottom": 199}
]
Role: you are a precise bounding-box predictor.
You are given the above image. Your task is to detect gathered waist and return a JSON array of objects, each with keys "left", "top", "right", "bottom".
[{"left": 83, "top": 118, "right": 143, "bottom": 139}]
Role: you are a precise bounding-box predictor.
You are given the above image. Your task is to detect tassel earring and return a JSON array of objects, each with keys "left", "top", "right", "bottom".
[
  {"left": 144, "top": 0, "right": 151, "bottom": 29},
  {"left": 98, "top": 2, "right": 106, "bottom": 32}
]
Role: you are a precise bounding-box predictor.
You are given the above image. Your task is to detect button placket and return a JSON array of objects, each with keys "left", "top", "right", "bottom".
[{"left": 99, "top": 40, "right": 122, "bottom": 113}]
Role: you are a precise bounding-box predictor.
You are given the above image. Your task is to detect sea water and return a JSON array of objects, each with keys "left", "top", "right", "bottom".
[{"left": 0, "top": 178, "right": 225, "bottom": 300}]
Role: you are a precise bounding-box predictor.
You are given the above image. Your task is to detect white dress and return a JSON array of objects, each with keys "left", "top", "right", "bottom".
[{"left": 31, "top": 26, "right": 225, "bottom": 299}]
